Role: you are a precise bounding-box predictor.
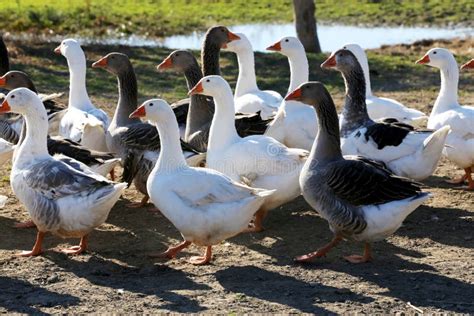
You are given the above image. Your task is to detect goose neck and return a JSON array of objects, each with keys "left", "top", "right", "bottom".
[
  {"left": 311, "top": 98, "right": 343, "bottom": 164},
  {"left": 287, "top": 51, "right": 309, "bottom": 94},
  {"left": 67, "top": 55, "right": 93, "bottom": 111},
  {"left": 234, "top": 48, "right": 258, "bottom": 97},
  {"left": 202, "top": 41, "right": 221, "bottom": 76},
  {"left": 340, "top": 65, "right": 372, "bottom": 137},
  {"left": 153, "top": 116, "right": 187, "bottom": 173},
  {"left": 184, "top": 65, "right": 214, "bottom": 139},
  {"left": 208, "top": 89, "right": 240, "bottom": 150},
  {"left": 113, "top": 68, "right": 140, "bottom": 127},
  {"left": 432, "top": 60, "right": 459, "bottom": 115},
  {"left": 14, "top": 107, "right": 49, "bottom": 167}
]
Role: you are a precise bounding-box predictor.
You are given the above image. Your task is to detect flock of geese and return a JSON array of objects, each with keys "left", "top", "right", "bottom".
[{"left": 0, "top": 26, "right": 473, "bottom": 265}]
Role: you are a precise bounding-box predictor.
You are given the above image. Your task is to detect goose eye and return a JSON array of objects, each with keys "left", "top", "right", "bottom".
[
  {"left": 206, "top": 79, "right": 210, "bottom": 82},
  {"left": 175, "top": 53, "right": 179, "bottom": 57},
  {"left": 11, "top": 95, "right": 15, "bottom": 99},
  {"left": 285, "top": 39, "right": 289, "bottom": 42},
  {"left": 433, "top": 51, "right": 437, "bottom": 55},
  {"left": 149, "top": 103, "right": 153, "bottom": 107}
]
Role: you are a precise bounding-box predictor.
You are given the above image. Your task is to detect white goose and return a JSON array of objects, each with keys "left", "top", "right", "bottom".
[
  {"left": 264, "top": 37, "right": 317, "bottom": 150},
  {"left": 55, "top": 39, "right": 109, "bottom": 152},
  {"left": 189, "top": 75, "right": 308, "bottom": 232},
  {"left": 224, "top": 33, "right": 282, "bottom": 119},
  {"left": 342, "top": 43, "right": 428, "bottom": 126},
  {"left": 416, "top": 49, "right": 474, "bottom": 189},
  {"left": 129, "top": 98, "right": 273, "bottom": 265},
  {"left": 322, "top": 48, "right": 450, "bottom": 181},
  {"left": 0, "top": 88, "right": 126, "bottom": 256}
]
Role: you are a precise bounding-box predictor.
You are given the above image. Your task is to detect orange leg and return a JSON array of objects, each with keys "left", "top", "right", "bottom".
[
  {"left": 149, "top": 240, "right": 191, "bottom": 259},
  {"left": 16, "top": 231, "right": 45, "bottom": 257},
  {"left": 127, "top": 195, "right": 149, "bottom": 208},
  {"left": 464, "top": 168, "right": 474, "bottom": 191},
  {"left": 188, "top": 246, "right": 212, "bottom": 265},
  {"left": 13, "top": 219, "right": 36, "bottom": 229},
  {"left": 294, "top": 235, "right": 343, "bottom": 263},
  {"left": 109, "top": 168, "right": 116, "bottom": 181},
  {"left": 61, "top": 235, "right": 88, "bottom": 255},
  {"left": 344, "top": 243, "right": 373, "bottom": 264},
  {"left": 244, "top": 208, "right": 267, "bottom": 233}
]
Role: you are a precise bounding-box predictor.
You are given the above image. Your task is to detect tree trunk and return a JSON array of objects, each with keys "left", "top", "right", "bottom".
[{"left": 292, "top": 0, "right": 321, "bottom": 53}]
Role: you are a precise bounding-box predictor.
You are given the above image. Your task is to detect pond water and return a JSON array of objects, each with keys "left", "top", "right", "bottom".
[
  {"left": 11, "top": 23, "right": 473, "bottom": 52},
  {"left": 161, "top": 23, "right": 474, "bottom": 52}
]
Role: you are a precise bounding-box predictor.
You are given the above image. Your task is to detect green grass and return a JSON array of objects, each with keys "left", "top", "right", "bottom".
[{"left": 0, "top": 0, "right": 472, "bottom": 37}]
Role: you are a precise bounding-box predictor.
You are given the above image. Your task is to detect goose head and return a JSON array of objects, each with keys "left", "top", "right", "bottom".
[
  {"left": 205, "top": 26, "right": 241, "bottom": 49},
  {"left": 224, "top": 33, "right": 251, "bottom": 53},
  {"left": 92, "top": 52, "right": 131, "bottom": 75},
  {"left": 321, "top": 48, "right": 359, "bottom": 73},
  {"left": 461, "top": 59, "right": 474, "bottom": 70},
  {"left": 266, "top": 36, "right": 304, "bottom": 57},
  {"left": 129, "top": 98, "right": 171, "bottom": 123},
  {"left": 188, "top": 75, "right": 230, "bottom": 98},
  {"left": 0, "top": 71, "right": 37, "bottom": 92},
  {"left": 0, "top": 88, "right": 43, "bottom": 116},
  {"left": 54, "top": 39, "right": 85, "bottom": 64},
  {"left": 415, "top": 48, "right": 456, "bottom": 69},
  {"left": 285, "top": 81, "right": 334, "bottom": 110},
  {"left": 157, "top": 50, "right": 197, "bottom": 72}
]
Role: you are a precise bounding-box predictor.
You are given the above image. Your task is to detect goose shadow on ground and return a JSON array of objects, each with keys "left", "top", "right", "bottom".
[
  {"left": 215, "top": 265, "right": 373, "bottom": 314},
  {"left": 303, "top": 254, "right": 474, "bottom": 313},
  {"left": 44, "top": 253, "right": 210, "bottom": 313},
  {"left": 0, "top": 276, "right": 80, "bottom": 314}
]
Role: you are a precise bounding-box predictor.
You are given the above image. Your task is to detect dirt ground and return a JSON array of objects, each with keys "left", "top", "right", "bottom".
[{"left": 1, "top": 38, "right": 473, "bottom": 314}]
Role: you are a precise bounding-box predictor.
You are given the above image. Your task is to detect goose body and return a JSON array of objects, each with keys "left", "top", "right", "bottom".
[
  {"left": 264, "top": 37, "right": 317, "bottom": 150},
  {"left": 130, "top": 98, "right": 273, "bottom": 264},
  {"left": 190, "top": 75, "right": 307, "bottom": 232},
  {"left": 342, "top": 44, "right": 428, "bottom": 126},
  {"left": 286, "top": 82, "right": 430, "bottom": 263},
  {"left": 417, "top": 49, "right": 474, "bottom": 189},
  {"left": 225, "top": 33, "right": 282, "bottom": 119},
  {"left": 55, "top": 39, "right": 109, "bottom": 152},
  {"left": 0, "top": 88, "right": 125, "bottom": 256},
  {"left": 322, "top": 48, "right": 449, "bottom": 181}
]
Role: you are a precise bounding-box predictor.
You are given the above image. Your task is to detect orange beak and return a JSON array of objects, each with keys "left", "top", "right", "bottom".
[
  {"left": 129, "top": 104, "right": 146, "bottom": 118},
  {"left": 0, "top": 75, "right": 6, "bottom": 87},
  {"left": 416, "top": 54, "right": 430, "bottom": 64},
  {"left": 460, "top": 59, "right": 474, "bottom": 70},
  {"left": 157, "top": 56, "right": 173, "bottom": 71},
  {"left": 54, "top": 45, "right": 61, "bottom": 54},
  {"left": 227, "top": 31, "right": 240, "bottom": 42},
  {"left": 0, "top": 99, "right": 11, "bottom": 113},
  {"left": 188, "top": 81, "right": 204, "bottom": 96},
  {"left": 92, "top": 56, "right": 108, "bottom": 68},
  {"left": 285, "top": 88, "right": 302, "bottom": 102},
  {"left": 321, "top": 54, "right": 337, "bottom": 68},
  {"left": 266, "top": 41, "right": 281, "bottom": 51}
]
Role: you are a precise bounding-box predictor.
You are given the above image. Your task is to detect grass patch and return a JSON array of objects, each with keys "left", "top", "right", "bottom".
[{"left": 0, "top": 0, "right": 472, "bottom": 37}]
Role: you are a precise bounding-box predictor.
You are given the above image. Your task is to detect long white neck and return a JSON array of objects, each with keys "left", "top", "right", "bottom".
[
  {"left": 67, "top": 51, "right": 93, "bottom": 111},
  {"left": 208, "top": 88, "right": 240, "bottom": 151},
  {"left": 153, "top": 113, "right": 187, "bottom": 174},
  {"left": 431, "top": 59, "right": 460, "bottom": 116},
  {"left": 358, "top": 53, "right": 372, "bottom": 97},
  {"left": 234, "top": 47, "right": 258, "bottom": 97},
  {"left": 13, "top": 106, "right": 50, "bottom": 168},
  {"left": 287, "top": 50, "right": 309, "bottom": 94}
]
